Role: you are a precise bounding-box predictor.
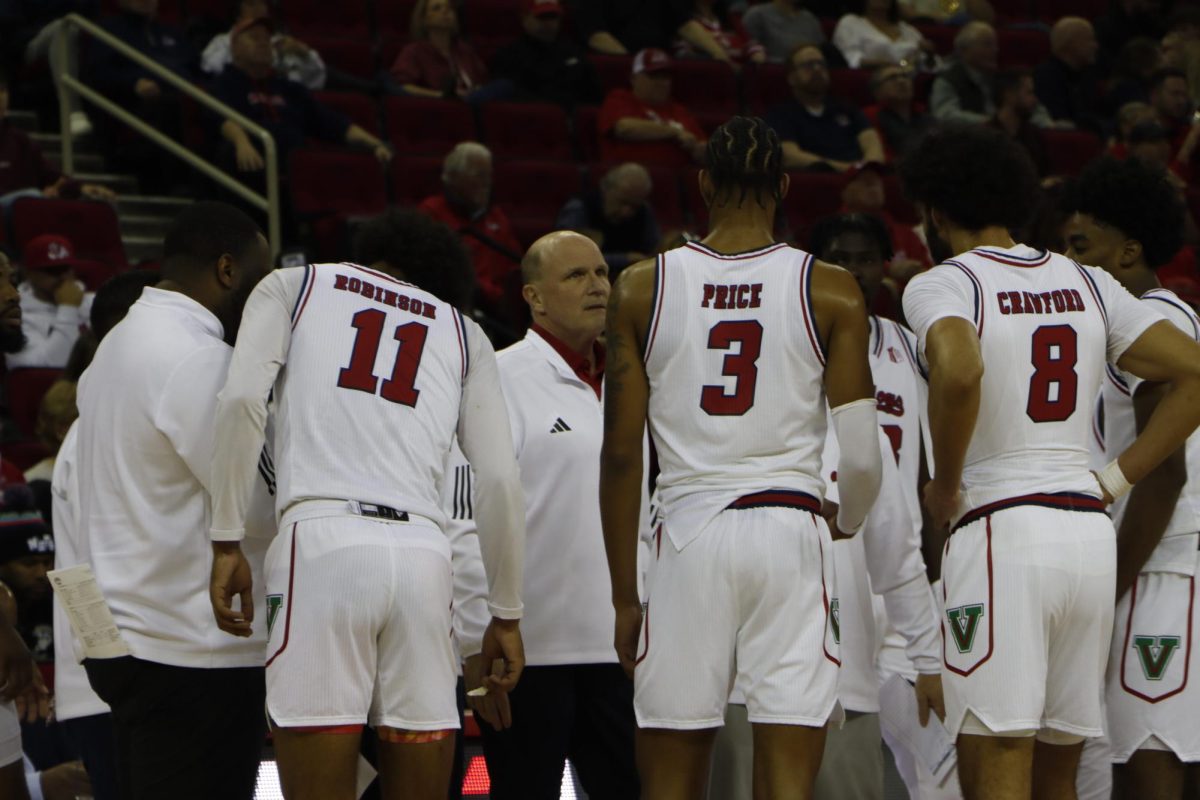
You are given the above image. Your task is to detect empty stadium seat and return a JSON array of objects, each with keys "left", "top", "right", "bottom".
[
  {"left": 391, "top": 155, "right": 447, "bottom": 205},
  {"left": 304, "top": 36, "right": 378, "bottom": 80},
  {"left": 480, "top": 103, "right": 573, "bottom": 161},
  {"left": 281, "top": 0, "right": 370, "bottom": 37},
  {"left": 5, "top": 368, "right": 62, "bottom": 440},
  {"left": 830, "top": 69, "right": 875, "bottom": 109},
  {"left": 746, "top": 63, "right": 791, "bottom": 115},
  {"left": 384, "top": 96, "right": 477, "bottom": 156},
  {"left": 290, "top": 148, "right": 389, "bottom": 259},
  {"left": 313, "top": 91, "right": 382, "bottom": 136},
  {"left": 459, "top": 0, "right": 524, "bottom": 46},
  {"left": 998, "top": 28, "right": 1051, "bottom": 68},
  {"left": 574, "top": 106, "right": 602, "bottom": 162},
  {"left": 1, "top": 441, "right": 50, "bottom": 472},
  {"left": 1041, "top": 129, "right": 1103, "bottom": 176},
  {"left": 590, "top": 55, "right": 635, "bottom": 94},
  {"left": 493, "top": 160, "right": 584, "bottom": 221},
  {"left": 672, "top": 59, "right": 740, "bottom": 117},
  {"left": 11, "top": 198, "right": 128, "bottom": 269},
  {"left": 376, "top": 0, "right": 418, "bottom": 36}
]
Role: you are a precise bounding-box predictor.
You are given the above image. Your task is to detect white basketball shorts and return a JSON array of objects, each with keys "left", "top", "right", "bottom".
[
  {"left": 1106, "top": 538, "right": 1200, "bottom": 763},
  {"left": 0, "top": 701, "right": 19, "bottom": 767},
  {"left": 264, "top": 501, "right": 458, "bottom": 731},
  {"left": 635, "top": 491, "right": 840, "bottom": 730},
  {"left": 941, "top": 495, "right": 1115, "bottom": 740}
]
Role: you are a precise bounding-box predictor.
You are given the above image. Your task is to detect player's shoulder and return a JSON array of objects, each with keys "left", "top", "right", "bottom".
[{"left": 1141, "top": 288, "right": 1200, "bottom": 340}]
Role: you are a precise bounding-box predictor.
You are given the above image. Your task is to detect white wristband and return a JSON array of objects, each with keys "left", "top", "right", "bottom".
[{"left": 1097, "top": 459, "right": 1132, "bottom": 501}]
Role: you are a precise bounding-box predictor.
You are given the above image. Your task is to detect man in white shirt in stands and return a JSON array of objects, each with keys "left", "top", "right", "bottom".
[
  {"left": 5, "top": 236, "right": 91, "bottom": 370},
  {"left": 76, "top": 202, "right": 275, "bottom": 800},
  {"left": 457, "top": 230, "right": 639, "bottom": 799}
]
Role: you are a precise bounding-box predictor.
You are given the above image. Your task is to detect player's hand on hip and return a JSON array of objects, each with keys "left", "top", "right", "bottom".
[
  {"left": 1089, "top": 471, "right": 1115, "bottom": 504},
  {"left": 463, "top": 652, "right": 513, "bottom": 731},
  {"left": 914, "top": 672, "right": 945, "bottom": 727},
  {"left": 821, "top": 499, "right": 855, "bottom": 540},
  {"left": 613, "top": 603, "right": 643, "bottom": 680},
  {"left": 480, "top": 617, "right": 525, "bottom": 696},
  {"left": 922, "top": 479, "right": 960, "bottom": 531},
  {"left": 210, "top": 542, "right": 255, "bottom": 637}
]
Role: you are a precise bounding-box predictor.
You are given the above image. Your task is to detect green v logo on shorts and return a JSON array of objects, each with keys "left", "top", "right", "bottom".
[
  {"left": 1132, "top": 635, "right": 1182, "bottom": 681},
  {"left": 946, "top": 604, "right": 985, "bottom": 653},
  {"left": 266, "top": 594, "right": 284, "bottom": 638},
  {"left": 830, "top": 599, "right": 840, "bottom": 644}
]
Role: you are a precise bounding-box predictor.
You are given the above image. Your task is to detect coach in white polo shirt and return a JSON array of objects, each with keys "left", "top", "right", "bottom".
[
  {"left": 465, "top": 230, "right": 638, "bottom": 799},
  {"left": 75, "top": 203, "right": 275, "bottom": 800}
]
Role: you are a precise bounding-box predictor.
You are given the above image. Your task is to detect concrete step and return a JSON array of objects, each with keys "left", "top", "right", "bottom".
[
  {"left": 121, "top": 234, "right": 162, "bottom": 263},
  {"left": 7, "top": 110, "right": 39, "bottom": 132},
  {"left": 118, "top": 213, "right": 173, "bottom": 238},
  {"left": 45, "top": 152, "right": 107, "bottom": 174},
  {"left": 116, "top": 194, "right": 192, "bottom": 217},
  {"left": 73, "top": 172, "right": 139, "bottom": 194}
]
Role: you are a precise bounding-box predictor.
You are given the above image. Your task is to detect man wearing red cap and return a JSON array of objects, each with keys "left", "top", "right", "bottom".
[
  {"left": 490, "top": 0, "right": 602, "bottom": 107},
  {"left": 597, "top": 49, "right": 707, "bottom": 169},
  {"left": 5, "top": 235, "right": 90, "bottom": 371}
]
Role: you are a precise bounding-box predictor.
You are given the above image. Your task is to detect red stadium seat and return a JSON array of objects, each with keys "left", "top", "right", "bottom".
[
  {"left": 2, "top": 441, "right": 50, "bottom": 472},
  {"left": 5, "top": 368, "right": 63, "bottom": 440},
  {"left": 290, "top": 149, "right": 389, "bottom": 259},
  {"left": 375, "top": 0, "right": 418, "bottom": 37},
  {"left": 391, "top": 155, "right": 446, "bottom": 205},
  {"left": 782, "top": 172, "right": 846, "bottom": 244},
  {"left": 480, "top": 103, "right": 573, "bottom": 161},
  {"left": 1041, "top": 129, "right": 1103, "bottom": 176},
  {"left": 745, "top": 63, "right": 791, "bottom": 116},
  {"left": 281, "top": 0, "right": 370, "bottom": 38},
  {"left": 998, "top": 28, "right": 1051, "bottom": 68},
  {"left": 588, "top": 163, "right": 686, "bottom": 230},
  {"left": 508, "top": 216, "right": 556, "bottom": 249},
  {"left": 590, "top": 55, "right": 634, "bottom": 95},
  {"left": 830, "top": 68, "right": 875, "bottom": 109},
  {"left": 915, "top": 24, "right": 957, "bottom": 57},
  {"left": 303, "top": 36, "right": 377, "bottom": 80},
  {"left": 11, "top": 198, "right": 128, "bottom": 270},
  {"left": 574, "top": 106, "right": 601, "bottom": 162},
  {"left": 672, "top": 59, "right": 740, "bottom": 117},
  {"left": 492, "top": 161, "right": 584, "bottom": 221},
  {"left": 313, "top": 92, "right": 381, "bottom": 136},
  {"left": 384, "top": 96, "right": 477, "bottom": 157},
  {"left": 458, "top": 0, "right": 523, "bottom": 45},
  {"left": 71, "top": 259, "right": 120, "bottom": 292}
]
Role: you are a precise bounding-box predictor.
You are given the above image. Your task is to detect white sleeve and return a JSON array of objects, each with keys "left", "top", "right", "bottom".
[
  {"left": 831, "top": 15, "right": 867, "bottom": 68},
  {"left": 830, "top": 398, "right": 884, "bottom": 534},
  {"left": 6, "top": 302, "right": 85, "bottom": 369},
  {"left": 860, "top": 429, "right": 927, "bottom": 593},
  {"left": 208, "top": 269, "right": 301, "bottom": 541},
  {"left": 1121, "top": 293, "right": 1200, "bottom": 394},
  {"left": 290, "top": 47, "right": 328, "bottom": 90},
  {"left": 153, "top": 343, "right": 231, "bottom": 497},
  {"left": 901, "top": 266, "right": 979, "bottom": 365},
  {"left": 440, "top": 442, "right": 490, "bottom": 659},
  {"left": 879, "top": 575, "right": 941, "bottom": 673},
  {"left": 457, "top": 317, "right": 525, "bottom": 620},
  {"left": 1086, "top": 266, "right": 1166, "bottom": 365},
  {"left": 200, "top": 33, "right": 231, "bottom": 76}
]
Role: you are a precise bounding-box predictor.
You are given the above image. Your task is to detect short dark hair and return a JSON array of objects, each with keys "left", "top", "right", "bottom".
[
  {"left": 161, "top": 202, "right": 263, "bottom": 280},
  {"left": 993, "top": 68, "right": 1032, "bottom": 106},
  {"left": 1066, "top": 157, "right": 1185, "bottom": 269},
  {"left": 899, "top": 123, "right": 1040, "bottom": 232},
  {"left": 1150, "top": 67, "right": 1188, "bottom": 93},
  {"left": 704, "top": 116, "right": 785, "bottom": 209},
  {"left": 352, "top": 209, "right": 473, "bottom": 309},
  {"left": 91, "top": 269, "right": 160, "bottom": 340},
  {"left": 809, "top": 213, "right": 894, "bottom": 262}
]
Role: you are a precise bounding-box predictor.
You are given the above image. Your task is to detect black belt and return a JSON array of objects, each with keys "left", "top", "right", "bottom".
[{"left": 358, "top": 503, "right": 409, "bottom": 522}]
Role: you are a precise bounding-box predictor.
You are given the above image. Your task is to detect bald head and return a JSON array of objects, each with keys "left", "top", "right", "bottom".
[
  {"left": 1051, "top": 17, "right": 1098, "bottom": 68},
  {"left": 955, "top": 22, "right": 998, "bottom": 72},
  {"left": 522, "top": 230, "right": 600, "bottom": 284},
  {"left": 521, "top": 230, "right": 610, "bottom": 348},
  {"left": 599, "top": 163, "right": 653, "bottom": 225}
]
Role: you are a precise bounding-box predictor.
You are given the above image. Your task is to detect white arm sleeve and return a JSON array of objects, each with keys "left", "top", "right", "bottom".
[
  {"left": 880, "top": 574, "right": 941, "bottom": 673},
  {"left": 457, "top": 317, "right": 525, "bottom": 620},
  {"left": 209, "top": 269, "right": 300, "bottom": 541},
  {"left": 440, "top": 442, "right": 490, "bottom": 658},
  {"left": 831, "top": 398, "right": 883, "bottom": 535}
]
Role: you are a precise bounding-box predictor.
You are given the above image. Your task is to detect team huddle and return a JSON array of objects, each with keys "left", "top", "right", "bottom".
[{"left": 3, "top": 114, "right": 1200, "bottom": 800}]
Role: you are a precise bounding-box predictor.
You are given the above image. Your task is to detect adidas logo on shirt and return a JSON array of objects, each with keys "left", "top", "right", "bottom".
[{"left": 550, "top": 418, "right": 572, "bottom": 433}]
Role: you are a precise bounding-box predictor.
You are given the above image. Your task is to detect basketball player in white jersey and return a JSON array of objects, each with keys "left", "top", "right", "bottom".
[
  {"left": 900, "top": 123, "right": 1200, "bottom": 800},
  {"left": 1065, "top": 157, "right": 1200, "bottom": 800},
  {"left": 602, "top": 115, "right": 884, "bottom": 799},
  {"left": 207, "top": 209, "right": 527, "bottom": 800}
]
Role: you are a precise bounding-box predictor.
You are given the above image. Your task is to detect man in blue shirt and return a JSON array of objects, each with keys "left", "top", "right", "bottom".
[{"left": 766, "top": 45, "right": 884, "bottom": 172}]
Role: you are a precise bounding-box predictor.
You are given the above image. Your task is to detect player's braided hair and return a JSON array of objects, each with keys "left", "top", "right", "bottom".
[{"left": 704, "top": 116, "right": 784, "bottom": 210}]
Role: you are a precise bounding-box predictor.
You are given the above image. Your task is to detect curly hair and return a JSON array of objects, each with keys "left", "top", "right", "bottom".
[
  {"left": 704, "top": 116, "right": 785, "bottom": 210},
  {"left": 1065, "top": 157, "right": 1185, "bottom": 269},
  {"left": 353, "top": 208, "right": 474, "bottom": 309},
  {"left": 899, "top": 123, "right": 1040, "bottom": 232}
]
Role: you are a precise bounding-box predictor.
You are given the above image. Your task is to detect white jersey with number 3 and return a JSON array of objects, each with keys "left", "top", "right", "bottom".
[
  {"left": 903, "top": 245, "right": 1164, "bottom": 515},
  {"left": 644, "top": 242, "right": 828, "bottom": 549}
]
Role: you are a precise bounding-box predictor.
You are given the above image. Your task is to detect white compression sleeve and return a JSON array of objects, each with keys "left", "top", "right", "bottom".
[{"left": 831, "top": 398, "right": 884, "bottom": 535}]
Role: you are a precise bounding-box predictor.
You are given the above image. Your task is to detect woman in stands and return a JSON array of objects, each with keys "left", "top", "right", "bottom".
[
  {"left": 389, "top": 0, "right": 509, "bottom": 103},
  {"left": 832, "top": 0, "right": 938, "bottom": 70}
]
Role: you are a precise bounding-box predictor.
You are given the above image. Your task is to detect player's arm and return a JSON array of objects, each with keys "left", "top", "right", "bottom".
[
  {"left": 1113, "top": 381, "right": 1188, "bottom": 598},
  {"left": 207, "top": 270, "right": 297, "bottom": 636},
  {"left": 1107, "top": 319, "right": 1200, "bottom": 495},
  {"left": 813, "top": 260, "right": 881, "bottom": 537},
  {"left": 600, "top": 259, "right": 654, "bottom": 679},
  {"left": 457, "top": 319, "right": 526, "bottom": 699},
  {"left": 921, "top": 317, "right": 983, "bottom": 527}
]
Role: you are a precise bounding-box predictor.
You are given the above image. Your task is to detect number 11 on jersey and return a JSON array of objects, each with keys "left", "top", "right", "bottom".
[{"left": 338, "top": 308, "right": 428, "bottom": 407}]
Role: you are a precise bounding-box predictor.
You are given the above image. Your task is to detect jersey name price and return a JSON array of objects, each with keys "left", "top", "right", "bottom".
[{"left": 701, "top": 282, "right": 763, "bottom": 310}]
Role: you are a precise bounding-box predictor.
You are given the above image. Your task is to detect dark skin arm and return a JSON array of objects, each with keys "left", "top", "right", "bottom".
[
  {"left": 921, "top": 318, "right": 984, "bottom": 528},
  {"left": 600, "top": 259, "right": 655, "bottom": 679},
  {"left": 1114, "top": 381, "right": 1188, "bottom": 600}
]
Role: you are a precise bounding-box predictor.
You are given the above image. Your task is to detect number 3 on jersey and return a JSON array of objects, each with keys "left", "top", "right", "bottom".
[
  {"left": 1026, "top": 324, "right": 1078, "bottom": 423},
  {"left": 338, "top": 308, "right": 428, "bottom": 407},
  {"left": 700, "top": 320, "right": 763, "bottom": 416}
]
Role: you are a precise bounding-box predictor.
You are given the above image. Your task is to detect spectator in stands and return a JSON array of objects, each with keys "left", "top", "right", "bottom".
[
  {"left": 990, "top": 69, "right": 1050, "bottom": 176},
  {"left": 490, "top": 0, "right": 602, "bottom": 107},
  {"left": 92, "top": 0, "right": 196, "bottom": 104},
  {"left": 898, "top": 0, "right": 994, "bottom": 25},
  {"left": 214, "top": 17, "right": 391, "bottom": 175},
  {"left": 742, "top": 0, "right": 827, "bottom": 64},
  {"left": 24, "top": 381, "right": 75, "bottom": 484},
  {"left": 1034, "top": 17, "right": 1102, "bottom": 132},
  {"left": 838, "top": 162, "right": 930, "bottom": 279},
  {"left": 1109, "top": 100, "right": 1157, "bottom": 152},
  {"left": 419, "top": 143, "right": 523, "bottom": 320},
  {"left": 0, "top": 493, "right": 54, "bottom": 664},
  {"left": 1147, "top": 67, "right": 1200, "bottom": 177},
  {"left": 674, "top": 0, "right": 765, "bottom": 65},
  {"left": 0, "top": 71, "right": 114, "bottom": 207},
  {"left": 1127, "top": 120, "right": 1180, "bottom": 179},
  {"left": 568, "top": 0, "right": 735, "bottom": 65},
  {"left": 767, "top": 45, "right": 885, "bottom": 171},
  {"left": 810, "top": 212, "right": 902, "bottom": 320},
  {"left": 867, "top": 64, "right": 931, "bottom": 158},
  {"left": 390, "top": 0, "right": 509, "bottom": 102},
  {"left": 932, "top": 22, "right": 1056, "bottom": 128},
  {"left": 556, "top": 163, "right": 660, "bottom": 277},
  {"left": 597, "top": 49, "right": 707, "bottom": 168},
  {"left": 1103, "top": 37, "right": 1162, "bottom": 114},
  {"left": 200, "top": 0, "right": 326, "bottom": 89},
  {"left": 832, "top": 0, "right": 937, "bottom": 70},
  {"left": 7, "top": 236, "right": 90, "bottom": 371}
]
